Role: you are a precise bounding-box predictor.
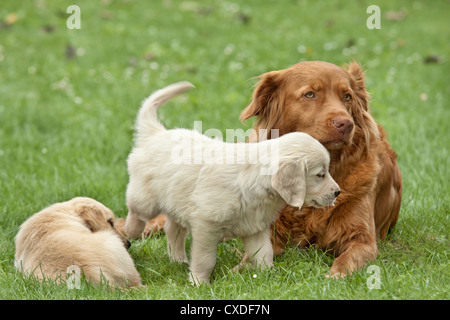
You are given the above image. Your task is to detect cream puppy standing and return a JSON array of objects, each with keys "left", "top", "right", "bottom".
[{"left": 125, "top": 82, "right": 340, "bottom": 285}]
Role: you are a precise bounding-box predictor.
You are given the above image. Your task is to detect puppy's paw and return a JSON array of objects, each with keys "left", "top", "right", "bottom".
[
  {"left": 189, "top": 273, "right": 210, "bottom": 287},
  {"left": 169, "top": 254, "right": 189, "bottom": 265}
]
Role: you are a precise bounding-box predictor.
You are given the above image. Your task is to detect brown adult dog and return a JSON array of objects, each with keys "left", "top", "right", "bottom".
[{"left": 240, "top": 61, "right": 402, "bottom": 277}]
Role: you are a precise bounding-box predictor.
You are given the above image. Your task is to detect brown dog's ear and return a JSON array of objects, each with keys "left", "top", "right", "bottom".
[
  {"left": 347, "top": 61, "right": 379, "bottom": 149},
  {"left": 347, "top": 61, "right": 369, "bottom": 111},
  {"left": 240, "top": 71, "right": 284, "bottom": 133},
  {"left": 271, "top": 161, "right": 306, "bottom": 209}
]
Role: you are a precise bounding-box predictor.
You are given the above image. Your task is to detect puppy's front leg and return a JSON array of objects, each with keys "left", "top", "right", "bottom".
[
  {"left": 242, "top": 228, "right": 274, "bottom": 269},
  {"left": 189, "top": 229, "right": 221, "bottom": 286},
  {"left": 124, "top": 211, "right": 146, "bottom": 240}
]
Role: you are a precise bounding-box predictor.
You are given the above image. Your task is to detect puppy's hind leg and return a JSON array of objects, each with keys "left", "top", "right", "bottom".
[{"left": 165, "top": 217, "right": 188, "bottom": 264}]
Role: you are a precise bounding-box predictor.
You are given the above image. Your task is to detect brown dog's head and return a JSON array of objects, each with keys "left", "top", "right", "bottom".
[
  {"left": 69, "top": 197, "right": 131, "bottom": 249},
  {"left": 241, "top": 61, "right": 378, "bottom": 152}
]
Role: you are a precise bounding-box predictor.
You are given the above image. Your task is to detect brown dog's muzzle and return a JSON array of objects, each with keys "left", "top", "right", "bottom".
[{"left": 332, "top": 117, "right": 354, "bottom": 137}]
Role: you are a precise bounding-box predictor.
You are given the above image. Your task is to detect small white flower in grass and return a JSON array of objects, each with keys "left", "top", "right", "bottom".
[
  {"left": 224, "top": 44, "right": 235, "bottom": 55},
  {"left": 323, "top": 42, "right": 337, "bottom": 51},
  {"left": 74, "top": 96, "right": 83, "bottom": 104},
  {"left": 76, "top": 47, "right": 86, "bottom": 57},
  {"left": 27, "top": 66, "right": 37, "bottom": 74},
  {"left": 229, "top": 61, "right": 243, "bottom": 71},
  {"left": 253, "top": 274, "right": 257, "bottom": 279},
  {"left": 150, "top": 62, "right": 159, "bottom": 70},
  {"left": 297, "top": 45, "right": 306, "bottom": 54}
]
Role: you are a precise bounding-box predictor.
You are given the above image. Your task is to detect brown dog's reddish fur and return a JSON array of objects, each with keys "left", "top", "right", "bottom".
[{"left": 240, "top": 61, "right": 402, "bottom": 277}]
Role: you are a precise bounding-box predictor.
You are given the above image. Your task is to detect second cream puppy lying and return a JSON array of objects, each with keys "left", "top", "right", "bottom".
[
  {"left": 125, "top": 82, "right": 340, "bottom": 285},
  {"left": 15, "top": 197, "right": 141, "bottom": 288}
]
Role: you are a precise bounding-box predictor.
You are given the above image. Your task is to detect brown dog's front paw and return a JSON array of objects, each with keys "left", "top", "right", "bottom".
[
  {"left": 114, "top": 215, "right": 167, "bottom": 239},
  {"left": 325, "top": 269, "right": 347, "bottom": 279},
  {"left": 142, "top": 215, "right": 166, "bottom": 238},
  {"left": 325, "top": 258, "right": 353, "bottom": 278}
]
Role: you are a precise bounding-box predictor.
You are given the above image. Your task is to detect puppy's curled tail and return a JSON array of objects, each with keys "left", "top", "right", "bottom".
[{"left": 135, "top": 81, "right": 195, "bottom": 139}]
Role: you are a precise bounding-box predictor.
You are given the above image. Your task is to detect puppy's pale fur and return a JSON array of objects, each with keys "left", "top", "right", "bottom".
[
  {"left": 15, "top": 197, "right": 141, "bottom": 288},
  {"left": 125, "top": 82, "right": 339, "bottom": 285}
]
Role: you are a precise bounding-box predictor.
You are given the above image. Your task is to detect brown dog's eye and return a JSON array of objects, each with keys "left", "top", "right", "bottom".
[
  {"left": 108, "top": 219, "right": 114, "bottom": 227},
  {"left": 304, "top": 91, "right": 315, "bottom": 99},
  {"left": 344, "top": 94, "right": 352, "bottom": 101}
]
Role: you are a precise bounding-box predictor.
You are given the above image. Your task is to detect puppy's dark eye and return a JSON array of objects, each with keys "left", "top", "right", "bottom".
[
  {"left": 108, "top": 219, "right": 114, "bottom": 227},
  {"left": 304, "top": 91, "right": 315, "bottom": 99},
  {"left": 316, "top": 173, "right": 325, "bottom": 178},
  {"left": 344, "top": 94, "right": 352, "bottom": 101}
]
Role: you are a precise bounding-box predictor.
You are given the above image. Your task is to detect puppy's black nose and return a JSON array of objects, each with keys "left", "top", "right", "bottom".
[{"left": 334, "top": 190, "right": 341, "bottom": 198}]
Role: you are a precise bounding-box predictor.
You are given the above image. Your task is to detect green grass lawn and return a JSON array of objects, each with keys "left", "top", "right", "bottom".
[{"left": 0, "top": 0, "right": 448, "bottom": 300}]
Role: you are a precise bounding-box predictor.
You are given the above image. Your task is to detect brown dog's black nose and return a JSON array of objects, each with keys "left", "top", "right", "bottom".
[
  {"left": 125, "top": 240, "right": 131, "bottom": 250},
  {"left": 332, "top": 117, "right": 354, "bottom": 135},
  {"left": 334, "top": 190, "right": 341, "bottom": 198}
]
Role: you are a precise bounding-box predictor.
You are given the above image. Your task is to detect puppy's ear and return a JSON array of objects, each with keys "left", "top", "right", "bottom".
[
  {"left": 240, "top": 71, "right": 284, "bottom": 134},
  {"left": 271, "top": 161, "right": 306, "bottom": 209},
  {"left": 77, "top": 205, "right": 105, "bottom": 232}
]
